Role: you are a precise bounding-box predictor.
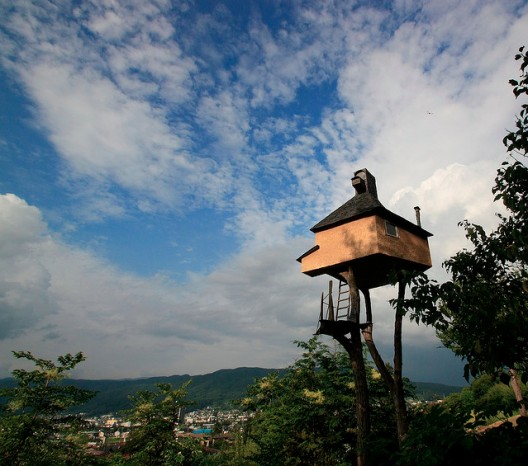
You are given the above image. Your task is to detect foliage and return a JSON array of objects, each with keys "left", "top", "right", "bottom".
[
  {"left": 397, "top": 401, "right": 528, "bottom": 466},
  {"left": 471, "top": 374, "right": 521, "bottom": 419},
  {"left": 396, "top": 403, "right": 474, "bottom": 466},
  {"left": 239, "top": 337, "right": 404, "bottom": 466},
  {"left": 233, "top": 336, "right": 526, "bottom": 466},
  {"left": 0, "top": 351, "right": 97, "bottom": 466},
  {"left": 444, "top": 373, "right": 528, "bottom": 422},
  {"left": 472, "top": 416, "right": 528, "bottom": 466},
  {"left": 115, "top": 382, "right": 204, "bottom": 466},
  {"left": 441, "top": 385, "right": 474, "bottom": 417},
  {"left": 198, "top": 429, "right": 259, "bottom": 466}
]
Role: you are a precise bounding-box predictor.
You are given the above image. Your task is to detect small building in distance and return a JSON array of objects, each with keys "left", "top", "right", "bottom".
[{"left": 297, "top": 168, "right": 432, "bottom": 290}]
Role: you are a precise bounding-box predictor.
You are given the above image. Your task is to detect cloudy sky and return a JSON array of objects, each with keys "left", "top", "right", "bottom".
[{"left": 0, "top": 0, "right": 526, "bottom": 385}]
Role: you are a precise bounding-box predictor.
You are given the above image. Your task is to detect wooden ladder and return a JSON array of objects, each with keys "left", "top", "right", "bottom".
[{"left": 336, "top": 280, "right": 354, "bottom": 322}]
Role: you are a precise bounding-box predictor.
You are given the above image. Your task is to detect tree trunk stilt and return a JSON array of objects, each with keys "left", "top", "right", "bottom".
[
  {"left": 393, "top": 279, "right": 409, "bottom": 444},
  {"left": 509, "top": 367, "right": 527, "bottom": 416},
  {"left": 337, "top": 268, "right": 370, "bottom": 466}
]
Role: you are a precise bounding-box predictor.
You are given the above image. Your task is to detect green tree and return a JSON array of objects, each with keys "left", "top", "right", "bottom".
[
  {"left": 0, "top": 351, "right": 96, "bottom": 466},
  {"left": 396, "top": 403, "right": 474, "bottom": 466},
  {"left": 118, "top": 382, "right": 204, "bottom": 466},
  {"left": 201, "top": 427, "right": 259, "bottom": 466},
  {"left": 404, "top": 46, "right": 528, "bottom": 415},
  {"left": 240, "top": 337, "right": 404, "bottom": 466},
  {"left": 397, "top": 394, "right": 528, "bottom": 466},
  {"left": 444, "top": 373, "right": 527, "bottom": 423},
  {"left": 399, "top": 374, "right": 528, "bottom": 466}
]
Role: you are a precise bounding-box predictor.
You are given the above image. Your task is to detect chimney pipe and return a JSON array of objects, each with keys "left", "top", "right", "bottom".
[{"left": 414, "top": 206, "right": 421, "bottom": 227}]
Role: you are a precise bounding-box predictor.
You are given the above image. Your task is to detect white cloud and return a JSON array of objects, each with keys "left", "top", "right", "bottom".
[
  {"left": 0, "top": 195, "right": 322, "bottom": 378},
  {"left": 0, "top": 0, "right": 223, "bottom": 219},
  {"left": 0, "top": 195, "right": 55, "bottom": 339},
  {"left": 82, "top": 0, "right": 174, "bottom": 43},
  {"left": 22, "top": 62, "right": 221, "bottom": 217},
  {"left": 196, "top": 91, "right": 251, "bottom": 158}
]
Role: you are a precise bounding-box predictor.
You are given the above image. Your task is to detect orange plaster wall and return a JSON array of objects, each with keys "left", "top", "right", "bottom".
[
  {"left": 301, "top": 216, "right": 379, "bottom": 273},
  {"left": 301, "top": 215, "right": 431, "bottom": 274},
  {"left": 374, "top": 216, "right": 432, "bottom": 267}
]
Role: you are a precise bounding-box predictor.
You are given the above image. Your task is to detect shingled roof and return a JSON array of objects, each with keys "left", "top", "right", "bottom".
[
  {"left": 310, "top": 169, "right": 432, "bottom": 237},
  {"left": 311, "top": 192, "right": 384, "bottom": 232}
]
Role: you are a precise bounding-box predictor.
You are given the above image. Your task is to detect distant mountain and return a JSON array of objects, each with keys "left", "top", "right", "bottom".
[
  {"left": 0, "top": 368, "right": 462, "bottom": 416},
  {"left": 0, "top": 367, "right": 283, "bottom": 416},
  {"left": 411, "top": 381, "right": 464, "bottom": 402},
  {"left": 70, "top": 367, "right": 284, "bottom": 415}
]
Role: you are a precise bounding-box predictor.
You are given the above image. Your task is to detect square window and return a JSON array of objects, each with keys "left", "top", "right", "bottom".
[{"left": 385, "top": 221, "right": 398, "bottom": 238}]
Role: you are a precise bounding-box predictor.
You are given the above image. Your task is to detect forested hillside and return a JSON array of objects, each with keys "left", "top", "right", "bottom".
[
  {"left": 0, "top": 367, "right": 461, "bottom": 416},
  {"left": 72, "top": 367, "right": 283, "bottom": 414}
]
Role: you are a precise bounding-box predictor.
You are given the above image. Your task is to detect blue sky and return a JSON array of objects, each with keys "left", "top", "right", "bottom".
[{"left": 0, "top": 0, "right": 527, "bottom": 384}]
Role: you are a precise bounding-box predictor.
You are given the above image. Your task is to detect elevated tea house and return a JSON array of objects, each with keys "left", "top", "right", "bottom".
[
  {"left": 298, "top": 169, "right": 432, "bottom": 290},
  {"left": 297, "top": 168, "right": 432, "bottom": 462},
  {"left": 297, "top": 169, "right": 432, "bottom": 334}
]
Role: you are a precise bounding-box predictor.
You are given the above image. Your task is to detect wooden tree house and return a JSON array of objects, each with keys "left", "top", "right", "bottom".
[
  {"left": 297, "top": 168, "right": 433, "bottom": 465},
  {"left": 297, "top": 168, "right": 433, "bottom": 335}
]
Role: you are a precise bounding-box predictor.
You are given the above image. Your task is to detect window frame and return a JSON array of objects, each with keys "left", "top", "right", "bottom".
[{"left": 385, "top": 220, "right": 399, "bottom": 238}]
